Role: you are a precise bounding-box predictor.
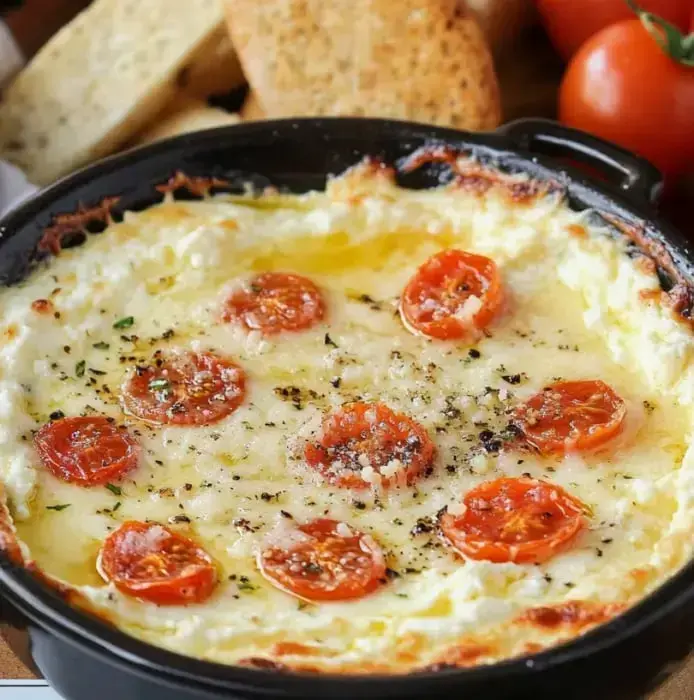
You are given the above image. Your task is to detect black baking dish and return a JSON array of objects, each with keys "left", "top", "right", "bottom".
[{"left": 1, "top": 117, "right": 693, "bottom": 700}]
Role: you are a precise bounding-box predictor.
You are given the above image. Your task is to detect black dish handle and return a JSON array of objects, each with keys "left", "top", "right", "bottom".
[{"left": 497, "top": 118, "right": 664, "bottom": 208}]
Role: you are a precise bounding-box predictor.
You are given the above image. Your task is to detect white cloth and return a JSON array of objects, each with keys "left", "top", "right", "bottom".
[
  {"left": 0, "top": 20, "right": 37, "bottom": 216},
  {"left": 0, "top": 20, "right": 23, "bottom": 87},
  {"left": 0, "top": 159, "right": 37, "bottom": 217}
]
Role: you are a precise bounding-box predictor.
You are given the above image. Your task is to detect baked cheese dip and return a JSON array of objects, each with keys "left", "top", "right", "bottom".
[{"left": 1, "top": 158, "right": 694, "bottom": 674}]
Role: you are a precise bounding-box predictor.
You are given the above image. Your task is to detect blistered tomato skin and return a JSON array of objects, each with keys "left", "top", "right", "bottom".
[
  {"left": 34, "top": 416, "right": 140, "bottom": 486},
  {"left": 304, "top": 402, "right": 436, "bottom": 489},
  {"left": 400, "top": 249, "right": 504, "bottom": 341},
  {"left": 514, "top": 380, "right": 626, "bottom": 455},
  {"left": 121, "top": 350, "right": 246, "bottom": 426},
  {"left": 439, "top": 477, "right": 588, "bottom": 564},
  {"left": 99, "top": 521, "right": 218, "bottom": 605},
  {"left": 222, "top": 272, "right": 326, "bottom": 335},
  {"left": 258, "top": 519, "right": 387, "bottom": 602}
]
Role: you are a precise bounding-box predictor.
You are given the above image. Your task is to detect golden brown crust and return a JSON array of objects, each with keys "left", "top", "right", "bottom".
[
  {"left": 567, "top": 223, "right": 587, "bottom": 239},
  {"left": 224, "top": 0, "right": 500, "bottom": 130},
  {"left": 38, "top": 197, "right": 121, "bottom": 256},
  {"left": 154, "top": 171, "right": 231, "bottom": 198},
  {"left": 517, "top": 601, "right": 626, "bottom": 632},
  {"left": 400, "top": 145, "right": 561, "bottom": 204},
  {"left": 426, "top": 642, "right": 495, "bottom": 669},
  {"left": 602, "top": 213, "right": 694, "bottom": 325},
  {"left": 238, "top": 657, "right": 291, "bottom": 671}
]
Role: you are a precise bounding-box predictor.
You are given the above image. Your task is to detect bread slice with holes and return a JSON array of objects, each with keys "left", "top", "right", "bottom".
[
  {"left": 0, "top": 0, "right": 225, "bottom": 185},
  {"left": 135, "top": 96, "right": 240, "bottom": 145},
  {"left": 225, "top": 0, "right": 500, "bottom": 130}
]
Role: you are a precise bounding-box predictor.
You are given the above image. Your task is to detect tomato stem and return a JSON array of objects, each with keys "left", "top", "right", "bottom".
[{"left": 626, "top": 0, "right": 694, "bottom": 66}]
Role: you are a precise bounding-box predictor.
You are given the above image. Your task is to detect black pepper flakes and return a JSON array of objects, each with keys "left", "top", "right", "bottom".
[
  {"left": 478, "top": 429, "right": 502, "bottom": 453},
  {"left": 324, "top": 333, "right": 338, "bottom": 348},
  {"left": 233, "top": 518, "right": 254, "bottom": 532},
  {"left": 169, "top": 514, "right": 191, "bottom": 524},
  {"left": 501, "top": 374, "right": 522, "bottom": 385},
  {"left": 411, "top": 517, "right": 435, "bottom": 536}
]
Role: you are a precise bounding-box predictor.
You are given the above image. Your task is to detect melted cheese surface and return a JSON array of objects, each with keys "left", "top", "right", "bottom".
[{"left": 2, "top": 166, "right": 694, "bottom": 671}]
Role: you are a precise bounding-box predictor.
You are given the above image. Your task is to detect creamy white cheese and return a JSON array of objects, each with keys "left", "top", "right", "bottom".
[{"left": 0, "top": 170, "right": 692, "bottom": 670}]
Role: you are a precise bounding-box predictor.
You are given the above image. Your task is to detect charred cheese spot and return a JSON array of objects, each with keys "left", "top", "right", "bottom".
[
  {"left": 428, "top": 642, "right": 494, "bottom": 668},
  {"left": 518, "top": 601, "right": 626, "bottom": 631},
  {"left": 272, "top": 641, "right": 329, "bottom": 657}
]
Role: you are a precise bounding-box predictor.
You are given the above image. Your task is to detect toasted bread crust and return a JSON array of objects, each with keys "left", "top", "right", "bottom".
[
  {"left": 225, "top": 0, "right": 500, "bottom": 130},
  {"left": 136, "top": 96, "right": 240, "bottom": 146},
  {"left": 0, "top": 0, "right": 225, "bottom": 185}
]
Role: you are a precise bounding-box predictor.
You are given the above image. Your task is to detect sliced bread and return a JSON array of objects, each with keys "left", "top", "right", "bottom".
[
  {"left": 0, "top": 0, "right": 225, "bottom": 184},
  {"left": 135, "top": 96, "right": 240, "bottom": 145},
  {"left": 225, "top": 0, "right": 500, "bottom": 131},
  {"left": 177, "top": 27, "right": 246, "bottom": 100}
]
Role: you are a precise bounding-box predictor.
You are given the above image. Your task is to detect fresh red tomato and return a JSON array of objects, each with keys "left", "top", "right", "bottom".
[
  {"left": 34, "top": 416, "right": 139, "bottom": 486},
  {"left": 400, "top": 249, "right": 504, "bottom": 341},
  {"left": 537, "top": 0, "right": 693, "bottom": 60},
  {"left": 121, "top": 350, "right": 246, "bottom": 426},
  {"left": 304, "top": 402, "right": 436, "bottom": 489},
  {"left": 258, "top": 518, "right": 386, "bottom": 602},
  {"left": 559, "top": 18, "right": 694, "bottom": 180},
  {"left": 222, "top": 272, "right": 325, "bottom": 335},
  {"left": 439, "top": 477, "right": 588, "bottom": 564},
  {"left": 99, "top": 521, "right": 217, "bottom": 605},
  {"left": 513, "top": 380, "right": 626, "bottom": 455}
]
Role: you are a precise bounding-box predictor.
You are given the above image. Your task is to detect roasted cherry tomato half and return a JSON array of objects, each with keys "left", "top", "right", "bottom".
[
  {"left": 258, "top": 518, "right": 386, "bottom": 602},
  {"left": 304, "top": 402, "right": 436, "bottom": 489},
  {"left": 222, "top": 272, "right": 325, "bottom": 335},
  {"left": 121, "top": 350, "right": 246, "bottom": 426},
  {"left": 34, "top": 416, "right": 139, "bottom": 486},
  {"left": 99, "top": 521, "right": 217, "bottom": 605},
  {"left": 439, "top": 477, "right": 588, "bottom": 564},
  {"left": 400, "top": 249, "right": 504, "bottom": 341},
  {"left": 513, "top": 380, "right": 626, "bottom": 455}
]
